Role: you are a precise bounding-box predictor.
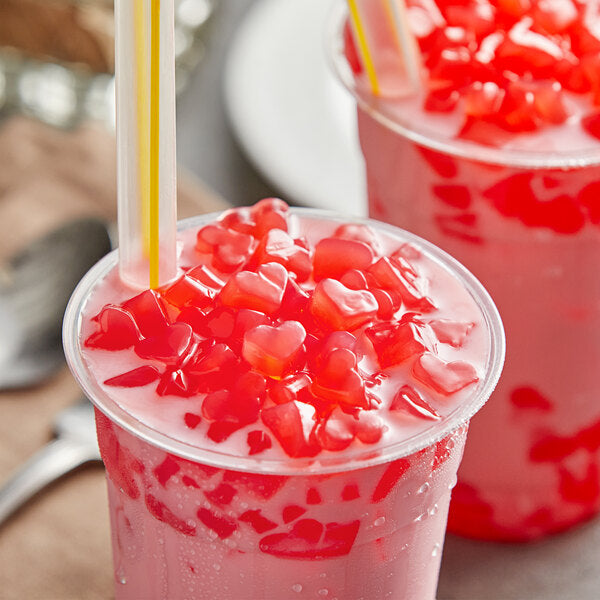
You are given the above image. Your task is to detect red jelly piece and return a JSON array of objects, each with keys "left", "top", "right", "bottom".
[
  {"left": 464, "top": 82, "right": 505, "bottom": 119},
  {"left": 306, "top": 488, "right": 322, "bottom": 505},
  {"left": 339, "top": 269, "right": 369, "bottom": 290},
  {"left": 122, "top": 290, "right": 170, "bottom": 338},
  {"left": 432, "top": 184, "right": 472, "bottom": 209},
  {"left": 184, "top": 412, "right": 202, "bottom": 429},
  {"left": 242, "top": 320, "right": 306, "bottom": 379},
  {"left": 146, "top": 494, "right": 196, "bottom": 537},
  {"left": 529, "top": 433, "right": 578, "bottom": 463},
  {"left": 310, "top": 279, "right": 378, "bottom": 331},
  {"left": 250, "top": 197, "right": 290, "bottom": 237},
  {"left": 239, "top": 510, "right": 278, "bottom": 534},
  {"left": 160, "top": 274, "right": 216, "bottom": 310},
  {"left": 104, "top": 365, "right": 160, "bottom": 388},
  {"left": 202, "top": 386, "right": 260, "bottom": 426},
  {"left": 372, "top": 458, "right": 410, "bottom": 503},
  {"left": 222, "top": 471, "right": 288, "bottom": 499},
  {"left": 390, "top": 384, "right": 441, "bottom": 420},
  {"left": 220, "top": 262, "right": 288, "bottom": 314},
  {"left": 313, "top": 238, "right": 374, "bottom": 281},
  {"left": 355, "top": 411, "right": 386, "bottom": 444},
  {"left": 259, "top": 520, "right": 360, "bottom": 560},
  {"left": 417, "top": 145, "right": 458, "bottom": 178},
  {"left": 196, "top": 224, "right": 254, "bottom": 272},
  {"left": 425, "top": 86, "right": 460, "bottom": 112},
  {"left": 247, "top": 430, "right": 272, "bottom": 455},
  {"left": 429, "top": 319, "right": 474, "bottom": 347},
  {"left": 558, "top": 463, "right": 600, "bottom": 505},
  {"left": 369, "top": 257, "right": 435, "bottom": 312},
  {"left": 510, "top": 386, "right": 553, "bottom": 411},
  {"left": 413, "top": 353, "right": 479, "bottom": 395},
  {"left": 95, "top": 411, "right": 141, "bottom": 500},
  {"left": 268, "top": 373, "right": 312, "bottom": 405},
  {"left": 157, "top": 368, "right": 198, "bottom": 398},
  {"left": 311, "top": 348, "right": 369, "bottom": 410},
  {"left": 187, "top": 263, "right": 225, "bottom": 290},
  {"left": 261, "top": 401, "right": 319, "bottom": 458},
  {"left": 277, "top": 277, "right": 311, "bottom": 323},
  {"left": 283, "top": 505, "right": 307, "bottom": 523},
  {"left": 204, "top": 483, "right": 237, "bottom": 506},
  {"left": 432, "top": 434, "right": 454, "bottom": 471},
  {"left": 206, "top": 422, "right": 244, "bottom": 443},
  {"left": 250, "top": 228, "right": 312, "bottom": 282},
  {"left": 342, "top": 484, "right": 360, "bottom": 501},
  {"left": 219, "top": 206, "right": 256, "bottom": 234},
  {"left": 154, "top": 455, "right": 180, "bottom": 487},
  {"left": 134, "top": 322, "right": 194, "bottom": 365},
  {"left": 292, "top": 519, "right": 324, "bottom": 544},
  {"left": 333, "top": 223, "right": 381, "bottom": 255},
  {"left": 186, "top": 342, "right": 238, "bottom": 391},
  {"left": 197, "top": 507, "right": 237, "bottom": 539},
  {"left": 582, "top": 111, "right": 600, "bottom": 140},
  {"left": 366, "top": 320, "right": 433, "bottom": 369},
  {"left": 533, "top": 82, "right": 569, "bottom": 124},
  {"left": 182, "top": 475, "right": 200, "bottom": 489},
  {"left": 86, "top": 305, "right": 142, "bottom": 350},
  {"left": 316, "top": 410, "right": 356, "bottom": 451}
]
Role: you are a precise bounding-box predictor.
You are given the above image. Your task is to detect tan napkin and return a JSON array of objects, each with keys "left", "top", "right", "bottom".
[{"left": 0, "top": 116, "right": 227, "bottom": 600}]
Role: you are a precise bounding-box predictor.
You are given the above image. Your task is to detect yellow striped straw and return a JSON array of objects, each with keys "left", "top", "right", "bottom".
[
  {"left": 149, "top": 0, "right": 161, "bottom": 289},
  {"left": 346, "top": 0, "right": 380, "bottom": 96}
]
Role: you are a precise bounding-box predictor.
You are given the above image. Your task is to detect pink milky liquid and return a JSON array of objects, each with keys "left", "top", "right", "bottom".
[{"left": 66, "top": 210, "right": 501, "bottom": 599}]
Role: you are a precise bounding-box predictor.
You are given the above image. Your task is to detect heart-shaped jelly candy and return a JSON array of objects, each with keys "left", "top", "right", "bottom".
[
  {"left": 220, "top": 262, "right": 288, "bottom": 314},
  {"left": 243, "top": 320, "right": 306, "bottom": 378}
]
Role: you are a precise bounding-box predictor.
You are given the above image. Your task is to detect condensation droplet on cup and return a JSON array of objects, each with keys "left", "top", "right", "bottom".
[
  {"left": 432, "top": 543, "right": 441, "bottom": 557},
  {"left": 116, "top": 566, "right": 127, "bottom": 585},
  {"left": 374, "top": 516, "right": 386, "bottom": 527},
  {"left": 292, "top": 584, "right": 303, "bottom": 593},
  {"left": 429, "top": 504, "right": 439, "bottom": 517},
  {"left": 318, "top": 589, "right": 329, "bottom": 597},
  {"left": 213, "top": 563, "right": 221, "bottom": 571},
  {"left": 418, "top": 482, "right": 430, "bottom": 494},
  {"left": 414, "top": 511, "right": 428, "bottom": 522},
  {"left": 320, "top": 572, "right": 327, "bottom": 578}
]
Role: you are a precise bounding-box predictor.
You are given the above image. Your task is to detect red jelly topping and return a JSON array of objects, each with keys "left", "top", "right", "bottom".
[
  {"left": 346, "top": 0, "right": 600, "bottom": 138},
  {"left": 86, "top": 200, "right": 480, "bottom": 459}
]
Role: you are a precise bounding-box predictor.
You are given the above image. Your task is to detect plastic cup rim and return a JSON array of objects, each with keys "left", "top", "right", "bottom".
[{"left": 63, "top": 208, "right": 506, "bottom": 476}]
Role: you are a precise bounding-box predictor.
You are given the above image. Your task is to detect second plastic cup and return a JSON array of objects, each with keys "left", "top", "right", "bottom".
[{"left": 64, "top": 208, "right": 504, "bottom": 599}]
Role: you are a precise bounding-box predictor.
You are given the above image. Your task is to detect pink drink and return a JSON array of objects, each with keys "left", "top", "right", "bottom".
[
  {"left": 336, "top": 1, "right": 600, "bottom": 541},
  {"left": 63, "top": 202, "right": 503, "bottom": 599}
]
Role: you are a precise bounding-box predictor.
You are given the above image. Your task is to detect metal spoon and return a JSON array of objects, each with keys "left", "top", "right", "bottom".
[
  {"left": 0, "top": 218, "right": 112, "bottom": 389},
  {"left": 0, "top": 399, "right": 101, "bottom": 526}
]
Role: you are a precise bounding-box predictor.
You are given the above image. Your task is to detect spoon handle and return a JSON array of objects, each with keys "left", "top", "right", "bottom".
[{"left": 0, "top": 437, "right": 101, "bottom": 526}]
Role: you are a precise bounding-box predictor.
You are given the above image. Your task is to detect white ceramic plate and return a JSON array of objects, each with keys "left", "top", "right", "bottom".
[{"left": 223, "top": 0, "right": 366, "bottom": 215}]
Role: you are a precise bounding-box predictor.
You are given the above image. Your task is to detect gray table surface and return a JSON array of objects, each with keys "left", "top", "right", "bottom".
[{"left": 176, "top": 2, "right": 600, "bottom": 599}]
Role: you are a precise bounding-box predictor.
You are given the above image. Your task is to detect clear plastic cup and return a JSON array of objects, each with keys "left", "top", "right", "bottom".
[
  {"left": 330, "top": 4, "right": 600, "bottom": 541},
  {"left": 63, "top": 209, "right": 504, "bottom": 599}
]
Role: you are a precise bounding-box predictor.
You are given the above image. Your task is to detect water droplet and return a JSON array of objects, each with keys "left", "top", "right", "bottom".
[
  {"left": 292, "top": 584, "right": 303, "bottom": 593},
  {"left": 417, "top": 482, "right": 430, "bottom": 494},
  {"left": 320, "top": 572, "right": 327, "bottom": 578},
  {"left": 374, "top": 516, "right": 386, "bottom": 527},
  {"left": 429, "top": 504, "right": 439, "bottom": 517},
  {"left": 432, "top": 543, "right": 441, "bottom": 557},
  {"left": 213, "top": 563, "right": 221, "bottom": 571},
  {"left": 414, "top": 511, "right": 428, "bottom": 522},
  {"left": 318, "top": 589, "right": 329, "bottom": 597},
  {"left": 116, "top": 566, "right": 127, "bottom": 585}
]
